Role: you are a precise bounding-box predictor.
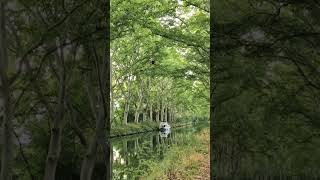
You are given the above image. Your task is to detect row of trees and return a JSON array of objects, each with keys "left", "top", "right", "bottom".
[
  {"left": 110, "top": 0, "right": 210, "bottom": 126},
  {"left": 212, "top": 0, "right": 320, "bottom": 178},
  {"left": 0, "top": 1, "right": 111, "bottom": 179},
  {"left": 0, "top": 0, "right": 210, "bottom": 179}
]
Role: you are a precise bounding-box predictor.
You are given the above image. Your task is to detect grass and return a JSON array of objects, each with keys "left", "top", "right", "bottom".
[
  {"left": 111, "top": 121, "right": 159, "bottom": 137},
  {"left": 140, "top": 128, "right": 210, "bottom": 180}
]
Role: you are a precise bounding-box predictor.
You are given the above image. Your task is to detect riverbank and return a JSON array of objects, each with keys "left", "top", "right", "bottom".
[
  {"left": 110, "top": 121, "right": 193, "bottom": 138},
  {"left": 140, "top": 128, "right": 210, "bottom": 180}
]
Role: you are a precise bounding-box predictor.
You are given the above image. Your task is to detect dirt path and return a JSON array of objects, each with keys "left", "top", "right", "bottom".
[
  {"left": 142, "top": 128, "right": 210, "bottom": 180},
  {"left": 193, "top": 152, "right": 210, "bottom": 180},
  {"left": 193, "top": 129, "right": 210, "bottom": 180},
  {"left": 169, "top": 129, "right": 210, "bottom": 180}
]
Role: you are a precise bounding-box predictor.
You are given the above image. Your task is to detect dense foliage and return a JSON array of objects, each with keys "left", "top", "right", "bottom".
[
  {"left": 0, "top": 0, "right": 209, "bottom": 179},
  {"left": 0, "top": 1, "right": 110, "bottom": 179},
  {"left": 111, "top": 0, "right": 210, "bottom": 127},
  {"left": 212, "top": 0, "right": 320, "bottom": 178}
]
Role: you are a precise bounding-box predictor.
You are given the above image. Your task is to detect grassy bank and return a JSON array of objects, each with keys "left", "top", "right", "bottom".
[
  {"left": 140, "top": 128, "right": 210, "bottom": 180},
  {"left": 110, "top": 121, "right": 193, "bottom": 138}
]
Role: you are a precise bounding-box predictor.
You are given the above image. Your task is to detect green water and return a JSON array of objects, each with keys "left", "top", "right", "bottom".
[{"left": 110, "top": 125, "right": 206, "bottom": 179}]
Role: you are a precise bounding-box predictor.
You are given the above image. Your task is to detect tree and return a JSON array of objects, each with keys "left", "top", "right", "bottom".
[
  {"left": 212, "top": 0, "right": 320, "bottom": 177},
  {"left": 0, "top": 1, "right": 13, "bottom": 179}
]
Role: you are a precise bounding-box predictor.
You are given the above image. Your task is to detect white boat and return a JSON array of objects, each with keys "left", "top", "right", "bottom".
[
  {"left": 159, "top": 128, "right": 171, "bottom": 138},
  {"left": 159, "top": 122, "right": 171, "bottom": 131}
]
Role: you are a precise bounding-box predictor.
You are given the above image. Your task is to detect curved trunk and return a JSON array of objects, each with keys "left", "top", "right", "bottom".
[
  {"left": 44, "top": 38, "right": 67, "bottom": 180},
  {"left": 44, "top": 127, "right": 63, "bottom": 180},
  {"left": 81, "top": 127, "right": 111, "bottom": 180},
  {"left": 80, "top": 62, "right": 110, "bottom": 179},
  {"left": 81, "top": 71, "right": 102, "bottom": 179},
  {"left": 80, "top": 10, "right": 111, "bottom": 177},
  {"left": 80, "top": 132, "right": 99, "bottom": 179}
]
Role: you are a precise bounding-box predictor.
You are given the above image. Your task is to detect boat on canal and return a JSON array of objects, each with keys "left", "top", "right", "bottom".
[
  {"left": 159, "top": 122, "right": 171, "bottom": 131},
  {"left": 159, "top": 128, "right": 171, "bottom": 138}
]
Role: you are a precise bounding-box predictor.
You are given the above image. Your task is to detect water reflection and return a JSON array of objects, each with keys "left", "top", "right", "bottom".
[
  {"left": 213, "top": 136, "right": 320, "bottom": 180},
  {"left": 159, "top": 129, "right": 171, "bottom": 138},
  {"left": 110, "top": 127, "right": 196, "bottom": 180},
  {"left": 110, "top": 124, "right": 320, "bottom": 180}
]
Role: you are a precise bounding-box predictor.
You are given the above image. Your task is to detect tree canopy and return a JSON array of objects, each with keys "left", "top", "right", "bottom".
[{"left": 212, "top": 0, "right": 320, "bottom": 178}]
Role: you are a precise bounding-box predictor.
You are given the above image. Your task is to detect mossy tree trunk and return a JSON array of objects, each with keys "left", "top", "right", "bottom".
[{"left": 44, "top": 38, "right": 67, "bottom": 180}]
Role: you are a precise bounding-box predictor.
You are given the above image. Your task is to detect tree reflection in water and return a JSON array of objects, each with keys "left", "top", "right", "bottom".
[{"left": 110, "top": 127, "right": 194, "bottom": 180}]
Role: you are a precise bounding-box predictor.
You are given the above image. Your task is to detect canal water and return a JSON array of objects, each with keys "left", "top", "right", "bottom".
[
  {"left": 110, "top": 125, "right": 206, "bottom": 179},
  {"left": 110, "top": 123, "right": 320, "bottom": 180}
]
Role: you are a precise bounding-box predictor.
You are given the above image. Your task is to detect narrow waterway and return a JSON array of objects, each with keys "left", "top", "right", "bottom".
[{"left": 110, "top": 125, "right": 206, "bottom": 179}]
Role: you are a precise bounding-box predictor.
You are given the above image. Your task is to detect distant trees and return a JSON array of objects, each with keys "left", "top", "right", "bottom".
[{"left": 110, "top": 0, "right": 210, "bottom": 127}]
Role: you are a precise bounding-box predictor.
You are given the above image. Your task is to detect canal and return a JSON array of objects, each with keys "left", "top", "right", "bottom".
[{"left": 110, "top": 124, "right": 207, "bottom": 179}]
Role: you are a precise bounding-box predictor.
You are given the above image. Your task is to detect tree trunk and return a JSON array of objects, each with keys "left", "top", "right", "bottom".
[
  {"left": 156, "top": 88, "right": 160, "bottom": 122},
  {"left": 123, "top": 100, "right": 129, "bottom": 124},
  {"left": 80, "top": 137, "right": 98, "bottom": 179},
  {"left": 134, "top": 110, "right": 139, "bottom": 123},
  {"left": 0, "top": 2, "right": 13, "bottom": 179},
  {"left": 123, "top": 140, "right": 127, "bottom": 160},
  {"left": 161, "top": 100, "right": 164, "bottom": 122},
  {"left": 81, "top": 126, "right": 111, "bottom": 180},
  {"left": 164, "top": 105, "right": 168, "bottom": 122},
  {"left": 110, "top": 59, "right": 114, "bottom": 124},
  {"left": 134, "top": 79, "right": 143, "bottom": 123},
  {"left": 149, "top": 104, "right": 153, "bottom": 121},
  {"left": 144, "top": 77, "right": 150, "bottom": 122},
  {"left": 171, "top": 109, "right": 174, "bottom": 122},
  {"left": 80, "top": 60, "right": 108, "bottom": 179},
  {"left": 123, "top": 77, "right": 131, "bottom": 124},
  {"left": 0, "top": 90, "right": 12, "bottom": 180},
  {"left": 80, "top": 11, "right": 111, "bottom": 177},
  {"left": 156, "top": 110, "right": 159, "bottom": 122},
  {"left": 143, "top": 108, "right": 147, "bottom": 122},
  {"left": 44, "top": 38, "right": 67, "bottom": 180}
]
